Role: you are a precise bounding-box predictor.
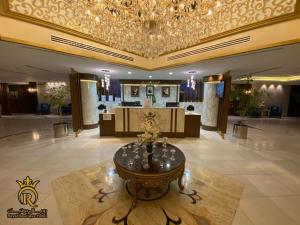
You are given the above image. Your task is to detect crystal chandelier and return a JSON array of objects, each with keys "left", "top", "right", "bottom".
[
  {"left": 187, "top": 75, "right": 196, "bottom": 90},
  {"left": 101, "top": 74, "right": 110, "bottom": 90},
  {"left": 67, "top": 0, "right": 224, "bottom": 58}
]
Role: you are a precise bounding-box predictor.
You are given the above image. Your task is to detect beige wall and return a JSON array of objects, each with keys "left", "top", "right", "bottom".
[
  {"left": 253, "top": 83, "right": 291, "bottom": 117},
  {"left": 37, "top": 82, "right": 71, "bottom": 105}
]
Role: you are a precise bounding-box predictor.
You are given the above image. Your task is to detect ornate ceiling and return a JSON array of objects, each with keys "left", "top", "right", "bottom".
[{"left": 2, "top": 0, "right": 300, "bottom": 59}]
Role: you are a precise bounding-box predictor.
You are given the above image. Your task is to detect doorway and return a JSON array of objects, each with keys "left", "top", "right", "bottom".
[
  {"left": 288, "top": 85, "right": 300, "bottom": 117},
  {"left": 8, "top": 84, "right": 38, "bottom": 114}
]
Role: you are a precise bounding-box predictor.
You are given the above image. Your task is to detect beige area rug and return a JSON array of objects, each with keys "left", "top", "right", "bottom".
[{"left": 52, "top": 161, "right": 243, "bottom": 225}]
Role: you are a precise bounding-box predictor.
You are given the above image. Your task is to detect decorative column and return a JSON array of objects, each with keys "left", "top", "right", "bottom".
[
  {"left": 202, "top": 78, "right": 220, "bottom": 131},
  {"left": 80, "top": 76, "right": 98, "bottom": 129}
]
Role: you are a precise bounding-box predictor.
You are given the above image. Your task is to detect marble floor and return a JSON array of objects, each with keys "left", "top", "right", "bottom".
[{"left": 0, "top": 115, "right": 300, "bottom": 225}]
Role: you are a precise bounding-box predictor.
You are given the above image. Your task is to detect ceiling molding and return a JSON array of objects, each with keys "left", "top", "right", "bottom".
[{"left": 1, "top": 0, "right": 300, "bottom": 59}]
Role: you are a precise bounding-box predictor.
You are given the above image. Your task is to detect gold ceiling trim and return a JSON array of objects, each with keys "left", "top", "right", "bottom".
[
  {"left": 150, "top": 38, "right": 300, "bottom": 71},
  {"left": 1, "top": 34, "right": 300, "bottom": 73},
  {"left": 238, "top": 75, "right": 300, "bottom": 82},
  {"left": 0, "top": 0, "right": 143, "bottom": 58},
  {"left": 1, "top": 0, "right": 300, "bottom": 60},
  {"left": 163, "top": 1, "right": 300, "bottom": 57}
]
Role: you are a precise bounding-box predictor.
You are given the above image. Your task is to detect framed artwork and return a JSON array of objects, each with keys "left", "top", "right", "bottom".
[
  {"left": 161, "top": 86, "right": 170, "bottom": 97},
  {"left": 146, "top": 85, "right": 154, "bottom": 96},
  {"left": 9, "top": 91, "right": 18, "bottom": 99},
  {"left": 131, "top": 86, "right": 139, "bottom": 97}
]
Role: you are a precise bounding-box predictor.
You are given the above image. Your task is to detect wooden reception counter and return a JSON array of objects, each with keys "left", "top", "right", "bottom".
[{"left": 100, "top": 107, "right": 201, "bottom": 138}]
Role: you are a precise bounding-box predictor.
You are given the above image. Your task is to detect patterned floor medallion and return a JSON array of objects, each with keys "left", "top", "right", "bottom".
[
  {"left": 125, "top": 181, "right": 171, "bottom": 201},
  {"left": 52, "top": 161, "right": 243, "bottom": 225}
]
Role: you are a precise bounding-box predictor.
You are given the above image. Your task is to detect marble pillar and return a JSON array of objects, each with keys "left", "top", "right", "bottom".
[
  {"left": 202, "top": 82, "right": 219, "bottom": 130},
  {"left": 80, "top": 80, "right": 98, "bottom": 129}
]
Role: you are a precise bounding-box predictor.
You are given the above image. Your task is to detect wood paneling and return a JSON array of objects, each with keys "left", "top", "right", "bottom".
[
  {"left": 217, "top": 72, "right": 232, "bottom": 135},
  {"left": 288, "top": 85, "right": 300, "bottom": 117},
  {"left": 82, "top": 124, "right": 98, "bottom": 129},
  {"left": 8, "top": 83, "right": 37, "bottom": 113},
  {"left": 184, "top": 114, "right": 201, "bottom": 137},
  {"left": 99, "top": 114, "right": 115, "bottom": 136},
  {"left": 70, "top": 71, "right": 99, "bottom": 133},
  {"left": 69, "top": 69, "right": 83, "bottom": 133}
]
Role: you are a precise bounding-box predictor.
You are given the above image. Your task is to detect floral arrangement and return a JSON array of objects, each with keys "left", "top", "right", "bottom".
[{"left": 141, "top": 112, "right": 160, "bottom": 143}]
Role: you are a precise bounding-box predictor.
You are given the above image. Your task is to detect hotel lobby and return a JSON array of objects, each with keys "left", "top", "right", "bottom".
[{"left": 1, "top": 0, "right": 300, "bottom": 225}]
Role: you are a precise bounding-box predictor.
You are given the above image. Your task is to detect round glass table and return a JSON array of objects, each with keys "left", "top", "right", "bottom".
[{"left": 113, "top": 142, "right": 185, "bottom": 206}]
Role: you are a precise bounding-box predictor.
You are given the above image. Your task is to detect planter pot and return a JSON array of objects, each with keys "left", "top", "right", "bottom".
[
  {"left": 53, "top": 122, "right": 69, "bottom": 138},
  {"left": 233, "top": 123, "right": 248, "bottom": 139}
]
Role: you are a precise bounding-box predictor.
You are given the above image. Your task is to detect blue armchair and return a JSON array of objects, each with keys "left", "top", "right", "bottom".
[
  {"left": 61, "top": 104, "right": 72, "bottom": 115},
  {"left": 269, "top": 105, "right": 282, "bottom": 118},
  {"left": 36, "top": 103, "right": 50, "bottom": 115}
]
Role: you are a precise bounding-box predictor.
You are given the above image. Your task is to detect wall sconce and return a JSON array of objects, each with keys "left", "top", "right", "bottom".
[
  {"left": 244, "top": 89, "right": 252, "bottom": 95},
  {"left": 277, "top": 84, "right": 283, "bottom": 91},
  {"left": 261, "top": 84, "right": 267, "bottom": 90},
  {"left": 28, "top": 87, "right": 37, "bottom": 93},
  {"left": 269, "top": 84, "right": 275, "bottom": 90}
]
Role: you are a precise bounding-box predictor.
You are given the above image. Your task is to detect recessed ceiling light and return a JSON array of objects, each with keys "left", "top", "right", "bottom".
[
  {"left": 128, "top": 71, "right": 132, "bottom": 74},
  {"left": 149, "top": 75, "right": 152, "bottom": 78},
  {"left": 169, "top": 72, "right": 173, "bottom": 75}
]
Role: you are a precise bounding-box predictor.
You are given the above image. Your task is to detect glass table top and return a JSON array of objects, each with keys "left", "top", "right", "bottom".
[{"left": 114, "top": 142, "right": 185, "bottom": 174}]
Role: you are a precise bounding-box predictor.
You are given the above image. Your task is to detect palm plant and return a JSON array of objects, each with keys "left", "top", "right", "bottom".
[
  {"left": 44, "top": 83, "right": 69, "bottom": 120},
  {"left": 230, "top": 83, "right": 268, "bottom": 123}
]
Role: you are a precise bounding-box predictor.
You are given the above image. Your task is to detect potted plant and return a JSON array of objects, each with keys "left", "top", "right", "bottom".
[
  {"left": 230, "top": 83, "right": 267, "bottom": 139},
  {"left": 44, "top": 83, "right": 69, "bottom": 138}
]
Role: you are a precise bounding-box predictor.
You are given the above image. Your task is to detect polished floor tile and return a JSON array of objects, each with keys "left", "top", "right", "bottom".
[
  {"left": 240, "top": 197, "right": 298, "bottom": 225},
  {"left": 242, "top": 174, "right": 295, "bottom": 197},
  {"left": 271, "top": 196, "right": 300, "bottom": 224},
  {"left": 271, "top": 174, "right": 300, "bottom": 195},
  {"left": 0, "top": 116, "right": 300, "bottom": 225},
  {"left": 232, "top": 208, "right": 254, "bottom": 225},
  {"left": 52, "top": 162, "right": 243, "bottom": 225}
]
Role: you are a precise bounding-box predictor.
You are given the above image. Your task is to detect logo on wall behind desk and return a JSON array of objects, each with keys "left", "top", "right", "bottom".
[{"left": 7, "top": 176, "right": 48, "bottom": 219}]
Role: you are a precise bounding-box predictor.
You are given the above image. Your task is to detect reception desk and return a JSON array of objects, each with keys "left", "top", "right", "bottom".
[
  {"left": 114, "top": 107, "right": 185, "bottom": 137},
  {"left": 100, "top": 107, "right": 201, "bottom": 138}
]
